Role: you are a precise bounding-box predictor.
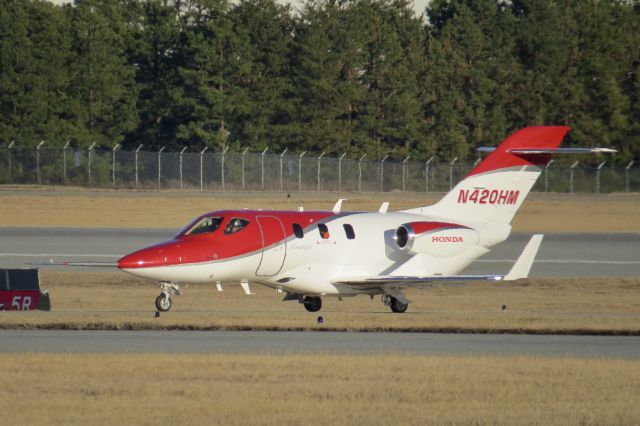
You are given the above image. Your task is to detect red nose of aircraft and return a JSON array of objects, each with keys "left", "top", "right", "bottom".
[
  {"left": 118, "top": 236, "right": 221, "bottom": 269},
  {"left": 118, "top": 247, "right": 163, "bottom": 269},
  {"left": 118, "top": 239, "right": 185, "bottom": 269}
]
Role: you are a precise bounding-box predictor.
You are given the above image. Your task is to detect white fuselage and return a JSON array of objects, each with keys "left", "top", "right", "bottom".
[{"left": 121, "top": 210, "right": 511, "bottom": 297}]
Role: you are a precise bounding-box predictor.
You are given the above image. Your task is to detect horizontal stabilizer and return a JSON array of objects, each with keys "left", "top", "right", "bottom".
[
  {"left": 476, "top": 147, "right": 617, "bottom": 154},
  {"left": 508, "top": 147, "right": 617, "bottom": 155}
]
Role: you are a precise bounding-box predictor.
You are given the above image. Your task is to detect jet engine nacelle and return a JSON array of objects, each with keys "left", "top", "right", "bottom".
[{"left": 393, "top": 221, "right": 479, "bottom": 257}]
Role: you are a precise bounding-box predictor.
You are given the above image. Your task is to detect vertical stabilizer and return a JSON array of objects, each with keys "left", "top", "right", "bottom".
[{"left": 405, "top": 126, "right": 571, "bottom": 224}]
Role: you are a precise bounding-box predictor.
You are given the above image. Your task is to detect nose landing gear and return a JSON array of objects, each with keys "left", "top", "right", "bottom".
[
  {"left": 155, "top": 293, "right": 172, "bottom": 311},
  {"left": 155, "top": 281, "right": 182, "bottom": 312}
]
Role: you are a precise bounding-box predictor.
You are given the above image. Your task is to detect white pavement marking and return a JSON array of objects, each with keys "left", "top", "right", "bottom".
[
  {"left": 476, "top": 259, "right": 640, "bottom": 265},
  {"left": 0, "top": 253, "right": 121, "bottom": 257}
]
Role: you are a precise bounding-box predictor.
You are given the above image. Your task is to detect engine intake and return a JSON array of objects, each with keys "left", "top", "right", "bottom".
[{"left": 394, "top": 224, "right": 415, "bottom": 251}]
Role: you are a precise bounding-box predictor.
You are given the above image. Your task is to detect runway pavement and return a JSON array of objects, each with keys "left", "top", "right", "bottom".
[
  {"left": 0, "top": 330, "right": 638, "bottom": 358},
  {"left": 0, "top": 227, "right": 638, "bottom": 277}
]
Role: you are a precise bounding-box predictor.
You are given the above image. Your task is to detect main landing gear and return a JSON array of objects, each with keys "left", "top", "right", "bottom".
[
  {"left": 155, "top": 282, "right": 182, "bottom": 312},
  {"left": 303, "top": 296, "right": 322, "bottom": 312},
  {"left": 383, "top": 294, "right": 409, "bottom": 313},
  {"left": 285, "top": 293, "right": 410, "bottom": 314}
]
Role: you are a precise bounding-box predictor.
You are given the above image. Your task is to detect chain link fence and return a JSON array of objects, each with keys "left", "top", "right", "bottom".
[{"left": 1, "top": 145, "right": 638, "bottom": 193}]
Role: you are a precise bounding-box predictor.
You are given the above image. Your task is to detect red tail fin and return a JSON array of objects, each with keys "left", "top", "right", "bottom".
[{"left": 468, "top": 126, "right": 571, "bottom": 177}]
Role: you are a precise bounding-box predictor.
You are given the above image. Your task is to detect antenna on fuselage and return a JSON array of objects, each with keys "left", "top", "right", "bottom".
[{"left": 332, "top": 198, "right": 347, "bottom": 214}]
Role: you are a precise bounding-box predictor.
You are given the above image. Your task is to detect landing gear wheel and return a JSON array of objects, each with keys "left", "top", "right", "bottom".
[
  {"left": 303, "top": 296, "right": 322, "bottom": 312},
  {"left": 389, "top": 297, "right": 408, "bottom": 313},
  {"left": 155, "top": 293, "right": 172, "bottom": 312}
]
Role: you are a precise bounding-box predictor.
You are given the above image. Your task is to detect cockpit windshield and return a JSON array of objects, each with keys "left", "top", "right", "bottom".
[
  {"left": 186, "top": 217, "right": 223, "bottom": 235},
  {"left": 224, "top": 218, "right": 250, "bottom": 235}
]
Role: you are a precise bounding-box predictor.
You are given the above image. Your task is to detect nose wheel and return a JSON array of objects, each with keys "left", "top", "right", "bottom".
[
  {"left": 155, "top": 293, "right": 172, "bottom": 311},
  {"left": 155, "top": 282, "right": 181, "bottom": 312}
]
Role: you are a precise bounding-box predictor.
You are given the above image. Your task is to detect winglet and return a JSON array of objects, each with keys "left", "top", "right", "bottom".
[{"left": 504, "top": 234, "right": 543, "bottom": 281}]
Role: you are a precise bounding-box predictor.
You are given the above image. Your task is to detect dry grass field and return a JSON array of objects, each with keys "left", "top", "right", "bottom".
[
  {"left": 2, "top": 272, "right": 638, "bottom": 333},
  {"left": 0, "top": 185, "right": 639, "bottom": 232},
  {"left": 1, "top": 353, "right": 638, "bottom": 425},
  {"left": 1, "top": 187, "right": 638, "bottom": 424}
]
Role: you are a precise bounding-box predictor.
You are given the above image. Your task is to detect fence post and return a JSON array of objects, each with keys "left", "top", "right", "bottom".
[
  {"left": 596, "top": 161, "right": 606, "bottom": 194},
  {"left": 111, "top": 144, "right": 120, "bottom": 187},
  {"left": 179, "top": 147, "right": 187, "bottom": 189},
  {"left": 36, "top": 140, "right": 45, "bottom": 184},
  {"left": 279, "top": 148, "right": 287, "bottom": 192},
  {"left": 380, "top": 155, "right": 389, "bottom": 192},
  {"left": 261, "top": 147, "right": 268, "bottom": 190},
  {"left": 87, "top": 142, "right": 96, "bottom": 186},
  {"left": 449, "top": 157, "right": 457, "bottom": 191},
  {"left": 625, "top": 161, "right": 634, "bottom": 193},
  {"left": 402, "top": 156, "right": 410, "bottom": 191},
  {"left": 544, "top": 159, "right": 554, "bottom": 192},
  {"left": 298, "top": 151, "right": 306, "bottom": 192},
  {"left": 221, "top": 146, "right": 229, "bottom": 191},
  {"left": 358, "top": 154, "right": 366, "bottom": 192},
  {"left": 569, "top": 161, "right": 579, "bottom": 193},
  {"left": 241, "top": 148, "right": 248, "bottom": 190},
  {"left": 425, "top": 157, "right": 434, "bottom": 192},
  {"left": 62, "top": 141, "right": 70, "bottom": 183},
  {"left": 317, "top": 151, "right": 326, "bottom": 192},
  {"left": 7, "top": 141, "right": 15, "bottom": 182},
  {"left": 200, "top": 146, "right": 208, "bottom": 191},
  {"left": 135, "top": 144, "right": 143, "bottom": 187},
  {"left": 338, "top": 153, "right": 346, "bottom": 191},
  {"left": 157, "top": 146, "right": 165, "bottom": 190}
]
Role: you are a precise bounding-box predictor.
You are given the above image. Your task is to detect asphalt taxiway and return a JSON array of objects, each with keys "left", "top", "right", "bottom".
[
  {"left": 0, "top": 227, "right": 638, "bottom": 277},
  {"left": 1, "top": 330, "right": 638, "bottom": 358}
]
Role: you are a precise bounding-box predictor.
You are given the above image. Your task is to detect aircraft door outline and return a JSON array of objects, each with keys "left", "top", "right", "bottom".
[{"left": 255, "top": 215, "right": 287, "bottom": 276}]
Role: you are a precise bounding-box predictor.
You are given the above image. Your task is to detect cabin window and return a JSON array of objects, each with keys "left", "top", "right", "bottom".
[
  {"left": 224, "top": 218, "right": 250, "bottom": 235},
  {"left": 293, "top": 223, "right": 304, "bottom": 238},
  {"left": 186, "top": 217, "right": 223, "bottom": 235},
  {"left": 343, "top": 224, "right": 356, "bottom": 239},
  {"left": 318, "top": 223, "right": 330, "bottom": 239}
]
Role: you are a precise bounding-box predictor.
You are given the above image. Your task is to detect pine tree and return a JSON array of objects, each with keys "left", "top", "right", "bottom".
[
  {"left": 0, "top": 0, "right": 72, "bottom": 146},
  {"left": 354, "top": 0, "right": 426, "bottom": 159},
  {"left": 120, "top": 0, "right": 182, "bottom": 150},
  {"left": 169, "top": 0, "right": 250, "bottom": 150},
  {"left": 290, "top": 0, "right": 364, "bottom": 154},
  {"left": 66, "top": 0, "right": 138, "bottom": 148},
  {"left": 227, "top": 0, "right": 295, "bottom": 151},
  {"left": 423, "top": 0, "right": 521, "bottom": 160}
]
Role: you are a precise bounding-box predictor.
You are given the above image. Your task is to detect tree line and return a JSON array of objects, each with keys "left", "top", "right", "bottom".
[{"left": 1, "top": 0, "right": 639, "bottom": 163}]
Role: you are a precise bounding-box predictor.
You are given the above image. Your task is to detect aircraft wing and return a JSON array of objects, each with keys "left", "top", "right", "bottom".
[
  {"left": 332, "top": 234, "right": 543, "bottom": 289},
  {"left": 332, "top": 274, "right": 503, "bottom": 287}
]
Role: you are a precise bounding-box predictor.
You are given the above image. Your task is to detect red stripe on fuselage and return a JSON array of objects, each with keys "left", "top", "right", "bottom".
[
  {"left": 408, "top": 221, "right": 469, "bottom": 236},
  {"left": 117, "top": 210, "right": 336, "bottom": 269}
]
